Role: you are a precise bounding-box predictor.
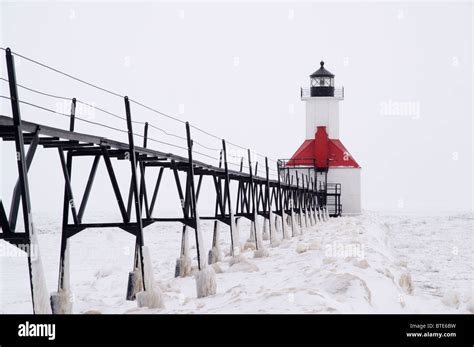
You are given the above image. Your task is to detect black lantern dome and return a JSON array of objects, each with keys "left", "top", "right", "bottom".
[{"left": 309, "top": 61, "right": 335, "bottom": 97}]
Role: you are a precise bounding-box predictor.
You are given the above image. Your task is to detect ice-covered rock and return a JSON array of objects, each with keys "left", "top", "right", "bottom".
[
  {"left": 441, "top": 291, "right": 460, "bottom": 309},
  {"left": 195, "top": 266, "right": 217, "bottom": 298},
  {"left": 398, "top": 272, "right": 414, "bottom": 295},
  {"left": 296, "top": 243, "right": 309, "bottom": 254}
]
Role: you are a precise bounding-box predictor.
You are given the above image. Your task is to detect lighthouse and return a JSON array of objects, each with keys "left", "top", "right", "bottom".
[{"left": 284, "top": 61, "right": 361, "bottom": 215}]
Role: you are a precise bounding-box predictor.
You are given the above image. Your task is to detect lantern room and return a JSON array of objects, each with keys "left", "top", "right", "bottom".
[{"left": 310, "top": 61, "right": 335, "bottom": 97}]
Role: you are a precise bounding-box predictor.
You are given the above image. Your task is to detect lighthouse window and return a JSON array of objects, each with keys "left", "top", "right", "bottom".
[{"left": 311, "top": 77, "right": 334, "bottom": 87}]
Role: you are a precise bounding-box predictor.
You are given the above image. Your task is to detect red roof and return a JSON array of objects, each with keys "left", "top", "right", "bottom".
[{"left": 287, "top": 126, "right": 360, "bottom": 168}]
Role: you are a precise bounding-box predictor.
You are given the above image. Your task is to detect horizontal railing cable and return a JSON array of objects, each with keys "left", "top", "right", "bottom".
[
  {"left": 128, "top": 99, "right": 185, "bottom": 124},
  {"left": 1, "top": 76, "right": 221, "bottom": 157},
  {"left": 0, "top": 47, "right": 279, "bottom": 165},
  {"left": 0, "top": 95, "right": 128, "bottom": 134},
  {"left": 0, "top": 76, "right": 131, "bottom": 123},
  {"left": 1, "top": 48, "right": 124, "bottom": 99},
  {"left": 0, "top": 77, "right": 206, "bottom": 152},
  {"left": 0, "top": 77, "right": 71, "bottom": 101},
  {"left": 0, "top": 95, "right": 190, "bottom": 152}
]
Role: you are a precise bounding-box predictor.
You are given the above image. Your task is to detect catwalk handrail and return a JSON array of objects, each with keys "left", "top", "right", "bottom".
[
  {"left": 0, "top": 114, "right": 295, "bottom": 187},
  {"left": 0, "top": 78, "right": 223, "bottom": 156}
]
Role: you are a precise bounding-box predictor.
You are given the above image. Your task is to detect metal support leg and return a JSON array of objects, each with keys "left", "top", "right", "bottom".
[
  {"left": 77, "top": 155, "right": 100, "bottom": 221},
  {"left": 222, "top": 140, "right": 238, "bottom": 257},
  {"left": 124, "top": 97, "right": 147, "bottom": 299},
  {"left": 101, "top": 146, "right": 129, "bottom": 223},
  {"left": 6, "top": 48, "right": 48, "bottom": 314},
  {"left": 9, "top": 129, "right": 39, "bottom": 232},
  {"left": 185, "top": 122, "right": 202, "bottom": 270}
]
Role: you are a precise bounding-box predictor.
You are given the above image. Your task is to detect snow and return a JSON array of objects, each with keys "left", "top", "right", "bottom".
[
  {"left": 441, "top": 291, "right": 460, "bottom": 309},
  {"left": 50, "top": 290, "right": 72, "bottom": 314},
  {"left": 193, "top": 212, "right": 217, "bottom": 298},
  {"left": 289, "top": 213, "right": 297, "bottom": 237},
  {"left": 296, "top": 213, "right": 304, "bottom": 234},
  {"left": 141, "top": 246, "right": 157, "bottom": 292},
  {"left": 194, "top": 211, "right": 208, "bottom": 271},
  {"left": 29, "top": 233, "right": 52, "bottom": 314},
  {"left": 303, "top": 210, "right": 309, "bottom": 229},
  {"left": 135, "top": 246, "right": 164, "bottom": 309},
  {"left": 281, "top": 212, "right": 291, "bottom": 240},
  {"left": 208, "top": 221, "right": 222, "bottom": 265},
  {"left": 1, "top": 211, "right": 472, "bottom": 313},
  {"left": 175, "top": 227, "right": 192, "bottom": 277},
  {"left": 262, "top": 218, "right": 269, "bottom": 241},
  {"left": 50, "top": 240, "right": 72, "bottom": 314},
  {"left": 268, "top": 210, "right": 280, "bottom": 247},
  {"left": 229, "top": 211, "right": 241, "bottom": 255},
  {"left": 195, "top": 266, "right": 217, "bottom": 298},
  {"left": 252, "top": 210, "right": 268, "bottom": 258},
  {"left": 296, "top": 243, "right": 309, "bottom": 254},
  {"left": 398, "top": 272, "right": 414, "bottom": 295},
  {"left": 253, "top": 248, "right": 269, "bottom": 259}
]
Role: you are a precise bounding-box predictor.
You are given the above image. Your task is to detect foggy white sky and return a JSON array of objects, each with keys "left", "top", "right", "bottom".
[{"left": 0, "top": 1, "right": 472, "bottom": 219}]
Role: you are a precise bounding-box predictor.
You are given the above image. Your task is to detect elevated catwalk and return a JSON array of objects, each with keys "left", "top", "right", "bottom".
[{"left": 0, "top": 48, "right": 333, "bottom": 313}]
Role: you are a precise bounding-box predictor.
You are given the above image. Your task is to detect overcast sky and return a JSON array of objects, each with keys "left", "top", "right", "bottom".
[{"left": 0, "top": 1, "right": 472, "bottom": 221}]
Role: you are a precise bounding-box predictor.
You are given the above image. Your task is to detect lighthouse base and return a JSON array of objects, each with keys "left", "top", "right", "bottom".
[
  {"left": 328, "top": 167, "right": 361, "bottom": 216},
  {"left": 282, "top": 166, "right": 361, "bottom": 217}
]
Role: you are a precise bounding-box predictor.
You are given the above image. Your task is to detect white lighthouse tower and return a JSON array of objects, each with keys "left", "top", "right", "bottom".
[{"left": 286, "top": 61, "right": 361, "bottom": 215}]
